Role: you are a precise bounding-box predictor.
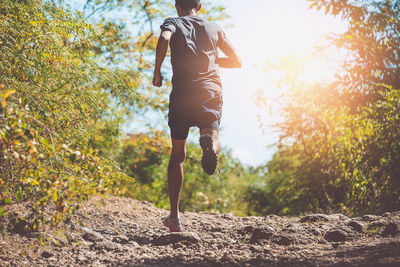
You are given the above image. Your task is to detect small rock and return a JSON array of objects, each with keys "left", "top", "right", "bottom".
[
  {"left": 238, "top": 225, "right": 254, "bottom": 235},
  {"left": 211, "top": 232, "right": 225, "bottom": 239},
  {"left": 90, "top": 241, "right": 121, "bottom": 252},
  {"left": 282, "top": 223, "right": 303, "bottom": 233},
  {"left": 211, "top": 227, "right": 223, "bottom": 232},
  {"left": 250, "top": 245, "right": 262, "bottom": 253},
  {"left": 273, "top": 235, "right": 295, "bottom": 246},
  {"left": 311, "top": 228, "right": 322, "bottom": 236},
  {"left": 332, "top": 242, "right": 340, "bottom": 248},
  {"left": 264, "top": 214, "right": 281, "bottom": 220},
  {"left": 152, "top": 232, "right": 201, "bottom": 246},
  {"left": 217, "top": 243, "right": 224, "bottom": 249},
  {"left": 172, "top": 242, "right": 184, "bottom": 249},
  {"left": 81, "top": 227, "right": 104, "bottom": 243},
  {"left": 325, "top": 229, "right": 347, "bottom": 242},
  {"left": 347, "top": 220, "right": 364, "bottom": 233},
  {"left": 95, "top": 228, "right": 118, "bottom": 236},
  {"left": 318, "top": 238, "right": 328, "bottom": 244},
  {"left": 129, "top": 234, "right": 152, "bottom": 245},
  {"left": 41, "top": 251, "right": 53, "bottom": 258},
  {"left": 390, "top": 211, "right": 400, "bottom": 217},
  {"left": 11, "top": 218, "right": 32, "bottom": 236},
  {"left": 368, "top": 220, "right": 386, "bottom": 228},
  {"left": 300, "top": 214, "right": 329, "bottom": 223},
  {"left": 221, "top": 213, "right": 235, "bottom": 220},
  {"left": 362, "top": 215, "right": 380, "bottom": 222},
  {"left": 47, "top": 234, "right": 66, "bottom": 246},
  {"left": 112, "top": 235, "right": 129, "bottom": 244},
  {"left": 76, "top": 255, "right": 87, "bottom": 263},
  {"left": 250, "top": 226, "right": 275, "bottom": 244},
  {"left": 382, "top": 222, "right": 400, "bottom": 237},
  {"left": 328, "top": 214, "right": 349, "bottom": 221}
]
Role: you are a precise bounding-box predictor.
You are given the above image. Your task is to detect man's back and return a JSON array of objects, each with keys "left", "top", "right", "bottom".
[{"left": 161, "top": 16, "right": 234, "bottom": 92}]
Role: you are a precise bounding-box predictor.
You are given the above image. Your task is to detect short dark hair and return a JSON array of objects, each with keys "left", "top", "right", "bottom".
[{"left": 175, "top": 0, "right": 200, "bottom": 10}]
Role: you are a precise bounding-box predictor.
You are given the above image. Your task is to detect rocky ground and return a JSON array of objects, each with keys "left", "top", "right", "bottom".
[{"left": 1, "top": 196, "right": 400, "bottom": 266}]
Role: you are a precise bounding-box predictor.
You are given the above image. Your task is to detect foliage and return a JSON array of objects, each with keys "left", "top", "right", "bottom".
[
  {"left": 245, "top": 149, "right": 299, "bottom": 216},
  {"left": 118, "top": 131, "right": 170, "bottom": 185},
  {"left": 255, "top": 0, "right": 400, "bottom": 215},
  {"left": 0, "top": 0, "right": 138, "bottom": 230},
  {"left": 0, "top": 0, "right": 233, "bottom": 232}
]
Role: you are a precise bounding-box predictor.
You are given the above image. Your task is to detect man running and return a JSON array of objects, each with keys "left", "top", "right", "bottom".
[{"left": 153, "top": 0, "right": 241, "bottom": 232}]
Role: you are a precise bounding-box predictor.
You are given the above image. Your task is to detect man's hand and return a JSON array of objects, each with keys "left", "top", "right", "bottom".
[
  {"left": 153, "top": 71, "right": 163, "bottom": 87},
  {"left": 216, "top": 51, "right": 242, "bottom": 69}
]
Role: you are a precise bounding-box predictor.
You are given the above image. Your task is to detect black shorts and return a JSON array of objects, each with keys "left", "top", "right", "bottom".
[{"left": 168, "top": 88, "right": 222, "bottom": 140}]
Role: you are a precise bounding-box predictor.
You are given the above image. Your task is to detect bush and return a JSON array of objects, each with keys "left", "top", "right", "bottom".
[
  {"left": 254, "top": 0, "right": 400, "bottom": 216},
  {"left": 0, "top": 0, "right": 138, "bottom": 230}
]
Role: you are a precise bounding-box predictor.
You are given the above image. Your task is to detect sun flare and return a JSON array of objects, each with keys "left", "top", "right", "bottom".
[{"left": 217, "top": 0, "right": 347, "bottom": 165}]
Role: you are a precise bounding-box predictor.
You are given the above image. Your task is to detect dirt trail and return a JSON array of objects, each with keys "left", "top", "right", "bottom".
[{"left": 1, "top": 196, "right": 400, "bottom": 266}]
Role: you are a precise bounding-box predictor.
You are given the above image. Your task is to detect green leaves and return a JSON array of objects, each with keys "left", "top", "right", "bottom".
[
  {"left": 257, "top": 0, "right": 400, "bottom": 215},
  {"left": 0, "top": 0, "right": 137, "bottom": 230}
]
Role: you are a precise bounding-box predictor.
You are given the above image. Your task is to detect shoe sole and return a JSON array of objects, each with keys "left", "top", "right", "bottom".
[
  {"left": 200, "top": 134, "right": 217, "bottom": 175},
  {"left": 163, "top": 219, "right": 183, "bottom": 232}
]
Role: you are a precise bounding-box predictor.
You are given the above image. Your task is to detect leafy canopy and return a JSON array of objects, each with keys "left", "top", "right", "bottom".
[{"left": 253, "top": 0, "right": 400, "bottom": 215}]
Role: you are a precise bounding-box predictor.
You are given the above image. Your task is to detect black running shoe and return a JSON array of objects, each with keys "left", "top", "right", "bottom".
[{"left": 199, "top": 134, "right": 217, "bottom": 175}]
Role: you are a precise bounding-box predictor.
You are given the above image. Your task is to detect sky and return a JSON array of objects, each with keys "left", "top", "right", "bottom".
[
  {"left": 211, "top": 0, "right": 348, "bottom": 166},
  {"left": 71, "top": 0, "right": 348, "bottom": 167}
]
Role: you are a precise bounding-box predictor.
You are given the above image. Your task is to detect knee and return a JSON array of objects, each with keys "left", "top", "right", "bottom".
[{"left": 171, "top": 149, "right": 186, "bottom": 163}]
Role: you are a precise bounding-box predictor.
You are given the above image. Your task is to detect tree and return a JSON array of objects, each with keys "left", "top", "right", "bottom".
[
  {"left": 0, "top": 0, "right": 138, "bottom": 230},
  {"left": 256, "top": 0, "right": 400, "bottom": 215}
]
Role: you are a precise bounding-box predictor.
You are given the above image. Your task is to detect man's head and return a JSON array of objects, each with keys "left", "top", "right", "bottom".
[{"left": 175, "top": 0, "right": 201, "bottom": 16}]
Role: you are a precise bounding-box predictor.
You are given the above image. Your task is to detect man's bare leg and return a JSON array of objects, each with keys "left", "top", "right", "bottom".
[
  {"left": 167, "top": 138, "right": 187, "bottom": 218},
  {"left": 200, "top": 128, "right": 220, "bottom": 153}
]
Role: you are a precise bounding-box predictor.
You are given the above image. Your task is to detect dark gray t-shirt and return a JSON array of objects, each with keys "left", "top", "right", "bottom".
[{"left": 161, "top": 15, "right": 235, "bottom": 93}]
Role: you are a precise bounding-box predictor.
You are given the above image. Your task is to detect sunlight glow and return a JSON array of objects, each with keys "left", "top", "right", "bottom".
[{"left": 217, "top": 0, "right": 348, "bottom": 165}]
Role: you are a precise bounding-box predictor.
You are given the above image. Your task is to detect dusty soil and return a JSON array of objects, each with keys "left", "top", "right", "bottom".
[{"left": 1, "top": 196, "right": 400, "bottom": 266}]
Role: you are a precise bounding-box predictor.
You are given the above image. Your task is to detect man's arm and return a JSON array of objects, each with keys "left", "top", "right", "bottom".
[
  {"left": 153, "top": 30, "right": 172, "bottom": 87},
  {"left": 216, "top": 28, "right": 242, "bottom": 69},
  {"left": 216, "top": 51, "right": 242, "bottom": 68}
]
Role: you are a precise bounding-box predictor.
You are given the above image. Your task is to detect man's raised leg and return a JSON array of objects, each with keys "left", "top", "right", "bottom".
[
  {"left": 199, "top": 128, "right": 220, "bottom": 175},
  {"left": 200, "top": 128, "right": 220, "bottom": 153}
]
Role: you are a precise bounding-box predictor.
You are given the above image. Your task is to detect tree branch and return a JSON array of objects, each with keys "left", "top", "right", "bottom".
[{"left": 138, "top": 0, "right": 154, "bottom": 71}]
